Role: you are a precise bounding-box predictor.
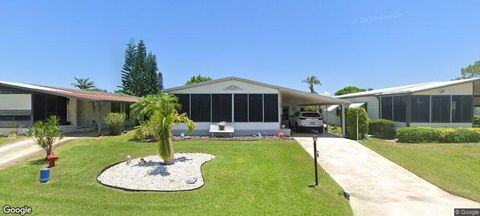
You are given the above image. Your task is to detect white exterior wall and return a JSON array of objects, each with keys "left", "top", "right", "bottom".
[
  {"left": 346, "top": 96, "right": 379, "bottom": 119},
  {"left": 0, "top": 94, "right": 32, "bottom": 130},
  {"left": 77, "top": 100, "right": 94, "bottom": 127},
  {"left": 67, "top": 97, "right": 77, "bottom": 126},
  {"left": 100, "top": 102, "right": 112, "bottom": 127},
  {"left": 326, "top": 110, "right": 340, "bottom": 126},
  {"left": 413, "top": 82, "right": 472, "bottom": 95},
  {"left": 326, "top": 96, "right": 378, "bottom": 126},
  {"left": 0, "top": 94, "right": 31, "bottom": 110},
  {"left": 170, "top": 80, "right": 279, "bottom": 94},
  {"left": 169, "top": 80, "right": 282, "bottom": 135}
]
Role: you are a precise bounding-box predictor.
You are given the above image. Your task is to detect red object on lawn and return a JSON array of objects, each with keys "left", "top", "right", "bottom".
[
  {"left": 277, "top": 132, "right": 285, "bottom": 138},
  {"left": 47, "top": 153, "right": 58, "bottom": 168}
]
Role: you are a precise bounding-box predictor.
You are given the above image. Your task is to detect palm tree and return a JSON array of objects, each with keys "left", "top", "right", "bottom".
[
  {"left": 302, "top": 75, "right": 322, "bottom": 93},
  {"left": 130, "top": 93, "right": 195, "bottom": 165},
  {"left": 71, "top": 77, "right": 95, "bottom": 90}
]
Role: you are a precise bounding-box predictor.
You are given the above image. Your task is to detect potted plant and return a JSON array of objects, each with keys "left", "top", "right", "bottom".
[
  {"left": 218, "top": 121, "right": 226, "bottom": 130},
  {"left": 28, "top": 116, "right": 63, "bottom": 160}
]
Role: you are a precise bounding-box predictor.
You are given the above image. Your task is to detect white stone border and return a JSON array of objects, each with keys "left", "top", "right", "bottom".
[{"left": 97, "top": 153, "right": 215, "bottom": 192}]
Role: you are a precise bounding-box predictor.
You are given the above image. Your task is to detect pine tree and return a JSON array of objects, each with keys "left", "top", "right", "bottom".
[
  {"left": 158, "top": 72, "right": 164, "bottom": 91},
  {"left": 145, "top": 52, "right": 159, "bottom": 95},
  {"left": 119, "top": 39, "right": 137, "bottom": 94},
  {"left": 119, "top": 39, "right": 161, "bottom": 96}
]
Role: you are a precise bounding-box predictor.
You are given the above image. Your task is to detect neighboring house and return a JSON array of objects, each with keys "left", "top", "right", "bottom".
[
  {"left": 164, "top": 77, "right": 348, "bottom": 136},
  {"left": 0, "top": 81, "right": 138, "bottom": 135},
  {"left": 327, "top": 78, "right": 480, "bottom": 128}
]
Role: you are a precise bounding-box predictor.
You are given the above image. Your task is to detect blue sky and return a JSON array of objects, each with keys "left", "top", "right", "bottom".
[{"left": 1, "top": 0, "right": 479, "bottom": 95}]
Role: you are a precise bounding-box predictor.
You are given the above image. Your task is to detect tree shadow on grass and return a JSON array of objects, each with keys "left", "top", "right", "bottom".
[{"left": 29, "top": 159, "right": 47, "bottom": 166}]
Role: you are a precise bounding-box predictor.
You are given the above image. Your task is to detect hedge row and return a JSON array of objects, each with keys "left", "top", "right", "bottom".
[
  {"left": 397, "top": 127, "right": 480, "bottom": 143},
  {"left": 369, "top": 118, "right": 396, "bottom": 139}
]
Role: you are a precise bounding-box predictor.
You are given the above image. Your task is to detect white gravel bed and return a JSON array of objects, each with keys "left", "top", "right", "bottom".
[{"left": 97, "top": 153, "right": 215, "bottom": 191}]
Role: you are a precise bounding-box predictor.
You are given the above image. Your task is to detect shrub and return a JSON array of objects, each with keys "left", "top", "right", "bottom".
[
  {"left": 396, "top": 127, "right": 438, "bottom": 143},
  {"left": 474, "top": 115, "right": 480, "bottom": 128},
  {"left": 131, "top": 127, "right": 146, "bottom": 142},
  {"left": 369, "top": 118, "right": 396, "bottom": 139},
  {"left": 28, "top": 116, "right": 63, "bottom": 159},
  {"left": 130, "top": 124, "right": 155, "bottom": 142},
  {"left": 104, "top": 113, "right": 126, "bottom": 135},
  {"left": 397, "top": 127, "right": 480, "bottom": 143},
  {"left": 436, "top": 128, "right": 480, "bottom": 143},
  {"left": 346, "top": 107, "right": 368, "bottom": 140}
]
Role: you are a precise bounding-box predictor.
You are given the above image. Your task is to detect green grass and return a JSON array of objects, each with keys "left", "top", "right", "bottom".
[
  {"left": 361, "top": 137, "right": 480, "bottom": 202},
  {"left": 0, "top": 134, "right": 352, "bottom": 215},
  {"left": 0, "top": 136, "right": 24, "bottom": 146}
]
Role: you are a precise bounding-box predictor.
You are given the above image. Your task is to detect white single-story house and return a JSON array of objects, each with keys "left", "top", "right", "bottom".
[
  {"left": 327, "top": 78, "right": 480, "bottom": 128},
  {"left": 164, "top": 77, "right": 349, "bottom": 136},
  {"left": 0, "top": 81, "right": 138, "bottom": 135}
]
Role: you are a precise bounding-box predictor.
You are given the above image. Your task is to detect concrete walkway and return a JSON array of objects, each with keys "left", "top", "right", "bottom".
[
  {"left": 294, "top": 135, "right": 480, "bottom": 216},
  {"left": 0, "top": 134, "right": 92, "bottom": 169}
]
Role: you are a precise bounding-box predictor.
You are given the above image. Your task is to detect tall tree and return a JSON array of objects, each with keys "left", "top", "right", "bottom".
[
  {"left": 71, "top": 77, "right": 95, "bottom": 90},
  {"left": 186, "top": 74, "right": 212, "bottom": 85},
  {"left": 119, "top": 39, "right": 161, "bottom": 96},
  {"left": 459, "top": 60, "right": 480, "bottom": 79},
  {"left": 158, "top": 72, "right": 164, "bottom": 91},
  {"left": 335, "top": 86, "right": 367, "bottom": 96},
  {"left": 119, "top": 40, "right": 136, "bottom": 94},
  {"left": 144, "top": 52, "right": 160, "bottom": 95},
  {"left": 302, "top": 75, "right": 321, "bottom": 93}
]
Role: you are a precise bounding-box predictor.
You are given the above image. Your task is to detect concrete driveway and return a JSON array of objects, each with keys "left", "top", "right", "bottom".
[
  {"left": 0, "top": 133, "right": 95, "bottom": 169},
  {"left": 294, "top": 135, "right": 480, "bottom": 216}
]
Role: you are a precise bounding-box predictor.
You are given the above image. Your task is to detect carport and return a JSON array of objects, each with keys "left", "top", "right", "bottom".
[{"left": 278, "top": 87, "right": 349, "bottom": 136}]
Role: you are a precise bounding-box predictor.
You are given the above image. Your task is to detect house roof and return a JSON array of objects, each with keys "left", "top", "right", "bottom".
[
  {"left": 0, "top": 80, "right": 138, "bottom": 103},
  {"left": 337, "top": 77, "right": 480, "bottom": 98},
  {"left": 164, "top": 76, "right": 348, "bottom": 105}
]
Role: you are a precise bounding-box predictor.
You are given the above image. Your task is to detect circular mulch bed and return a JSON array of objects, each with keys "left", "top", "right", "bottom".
[{"left": 97, "top": 153, "right": 215, "bottom": 192}]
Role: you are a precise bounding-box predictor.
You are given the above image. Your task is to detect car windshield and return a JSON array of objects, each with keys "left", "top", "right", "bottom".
[{"left": 301, "top": 112, "right": 321, "bottom": 117}]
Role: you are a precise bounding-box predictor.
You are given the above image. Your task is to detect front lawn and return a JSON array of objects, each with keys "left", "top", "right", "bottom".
[
  {"left": 0, "top": 134, "right": 352, "bottom": 215},
  {"left": 0, "top": 136, "right": 24, "bottom": 146},
  {"left": 361, "top": 137, "right": 480, "bottom": 202}
]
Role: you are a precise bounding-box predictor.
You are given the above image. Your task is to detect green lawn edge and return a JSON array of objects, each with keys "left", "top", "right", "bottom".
[{"left": 361, "top": 137, "right": 480, "bottom": 202}]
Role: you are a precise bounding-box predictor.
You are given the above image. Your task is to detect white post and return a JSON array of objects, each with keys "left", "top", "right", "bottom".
[{"left": 341, "top": 104, "right": 346, "bottom": 137}]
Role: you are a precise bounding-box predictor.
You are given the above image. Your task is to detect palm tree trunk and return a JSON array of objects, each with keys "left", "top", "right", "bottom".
[{"left": 158, "top": 130, "right": 175, "bottom": 165}]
